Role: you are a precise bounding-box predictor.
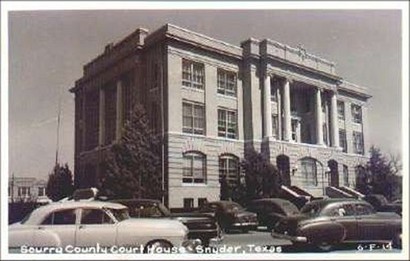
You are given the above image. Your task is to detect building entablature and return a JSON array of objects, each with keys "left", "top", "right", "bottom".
[
  {"left": 260, "top": 39, "right": 337, "bottom": 77},
  {"left": 145, "top": 23, "right": 242, "bottom": 60},
  {"left": 338, "top": 80, "right": 372, "bottom": 100}
]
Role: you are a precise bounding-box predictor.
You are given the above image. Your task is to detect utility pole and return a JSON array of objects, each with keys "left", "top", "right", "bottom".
[{"left": 55, "top": 86, "right": 63, "bottom": 167}]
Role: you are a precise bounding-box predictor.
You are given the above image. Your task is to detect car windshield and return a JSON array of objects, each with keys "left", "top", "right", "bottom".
[
  {"left": 374, "top": 195, "right": 389, "bottom": 205},
  {"left": 280, "top": 202, "right": 300, "bottom": 215},
  {"left": 109, "top": 208, "right": 130, "bottom": 222},
  {"left": 157, "top": 203, "right": 171, "bottom": 216},
  {"left": 20, "top": 211, "right": 35, "bottom": 224},
  {"left": 224, "top": 202, "right": 243, "bottom": 211},
  {"left": 300, "top": 203, "right": 321, "bottom": 216}
]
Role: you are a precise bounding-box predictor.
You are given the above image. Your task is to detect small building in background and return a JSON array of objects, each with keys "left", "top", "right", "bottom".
[{"left": 8, "top": 176, "right": 51, "bottom": 204}]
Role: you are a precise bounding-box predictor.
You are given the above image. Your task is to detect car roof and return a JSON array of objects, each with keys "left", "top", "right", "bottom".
[
  {"left": 305, "top": 198, "right": 369, "bottom": 208},
  {"left": 208, "top": 201, "right": 241, "bottom": 206},
  {"left": 22, "top": 200, "right": 127, "bottom": 225},
  {"left": 111, "top": 198, "right": 161, "bottom": 204},
  {"left": 251, "top": 198, "right": 292, "bottom": 205}
]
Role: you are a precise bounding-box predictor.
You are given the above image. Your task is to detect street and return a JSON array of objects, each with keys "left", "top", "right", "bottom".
[{"left": 214, "top": 228, "right": 402, "bottom": 254}]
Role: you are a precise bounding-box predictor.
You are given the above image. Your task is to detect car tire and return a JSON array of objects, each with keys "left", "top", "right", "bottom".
[
  {"left": 144, "top": 240, "right": 173, "bottom": 253},
  {"left": 242, "top": 228, "right": 249, "bottom": 233},
  {"left": 392, "top": 232, "right": 402, "bottom": 249},
  {"left": 315, "top": 241, "right": 334, "bottom": 252}
]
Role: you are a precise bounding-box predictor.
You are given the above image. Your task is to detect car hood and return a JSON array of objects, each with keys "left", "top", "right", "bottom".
[
  {"left": 123, "top": 218, "right": 188, "bottom": 232},
  {"left": 236, "top": 211, "right": 257, "bottom": 218},
  {"left": 171, "top": 215, "right": 213, "bottom": 223},
  {"left": 374, "top": 211, "right": 401, "bottom": 219}
]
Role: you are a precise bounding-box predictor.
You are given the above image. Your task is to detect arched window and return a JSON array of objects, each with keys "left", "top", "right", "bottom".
[
  {"left": 219, "top": 154, "right": 240, "bottom": 186},
  {"left": 300, "top": 157, "right": 318, "bottom": 186},
  {"left": 183, "top": 151, "right": 206, "bottom": 184},
  {"left": 343, "top": 165, "right": 349, "bottom": 186}
]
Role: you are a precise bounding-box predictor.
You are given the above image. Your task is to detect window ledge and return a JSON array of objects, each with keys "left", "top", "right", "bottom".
[
  {"left": 217, "top": 93, "right": 237, "bottom": 100},
  {"left": 182, "top": 86, "right": 205, "bottom": 93},
  {"left": 181, "top": 183, "right": 208, "bottom": 187}
]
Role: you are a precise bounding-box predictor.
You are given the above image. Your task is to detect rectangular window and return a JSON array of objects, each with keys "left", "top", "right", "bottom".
[
  {"left": 353, "top": 131, "right": 364, "bottom": 155},
  {"left": 351, "top": 104, "right": 362, "bottom": 124},
  {"left": 104, "top": 84, "right": 117, "bottom": 144},
  {"left": 272, "top": 114, "right": 278, "bottom": 139},
  {"left": 18, "top": 187, "right": 30, "bottom": 197},
  {"left": 198, "top": 198, "right": 207, "bottom": 207},
  {"left": 218, "top": 108, "right": 237, "bottom": 139},
  {"left": 323, "top": 123, "right": 328, "bottom": 145},
  {"left": 85, "top": 90, "right": 100, "bottom": 150},
  {"left": 291, "top": 119, "right": 298, "bottom": 142},
  {"left": 270, "top": 86, "right": 277, "bottom": 102},
  {"left": 337, "top": 101, "right": 345, "bottom": 120},
  {"left": 217, "top": 69, "right": 237, "bottom": 97},
  {"left": 38, "top": 187, "right": 45, "bottom": 197},
  {"left": 183, "top": 198, "right": 194, "bottom": 209},
  {"left": 339, "top": 129, "right": 347, "bottom": 152},
  {"left": 182, "top": 102, "right": 205, "bottom": 135},
  {"left": 182, "top": 59, "right": 204, "bottom": 90}
]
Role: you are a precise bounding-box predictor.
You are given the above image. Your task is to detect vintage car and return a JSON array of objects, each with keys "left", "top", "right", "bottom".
[
  {"left": 271, "top": 198, "right": 402, "bottom": 251},
  {"left": 9, "top": 200, "right": 198, "bottom": 253},
  {"left": 111, "top": 198, "right": 222, "bottom": 246},
  {"left": 247, "top": 198, "right": 300, "bottom": 230},
  {"left": 363, "top": 194, "right": 402, "bottom": 216},
  {"left": 197, "top": 201, "right": 258, "bottom": 232}
]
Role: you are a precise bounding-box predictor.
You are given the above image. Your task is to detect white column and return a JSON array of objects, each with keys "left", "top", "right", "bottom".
[
  {"left": 315, "top": 88, "right": 323, "bottom": 145},
  {"left": 330, "top": 92, "right": 339, "bottom": 147},
  {"left": 98, "top": 88, "right": 105, "bottom": 146},
  {"left": 283, "top": 79, "right": 291, "bottom": 141},
  {"left": 264, "top": 75, "right": 272, "bottom": 138},
  {"left": 115, "top": 80, "right": 123, "bottom": 141},
  {"left": 276, "top": 86, "right": 282, "bottom": 140}
]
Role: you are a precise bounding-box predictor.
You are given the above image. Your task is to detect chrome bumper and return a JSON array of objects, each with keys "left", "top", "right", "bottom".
[
  {"left": 271, "top": 231, "right": 307, "bottom": 243},
  {"left": 231, "top": 221, "right": 258, "bottom": 227}
]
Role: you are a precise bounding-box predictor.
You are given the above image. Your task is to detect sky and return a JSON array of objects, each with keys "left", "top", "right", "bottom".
[{"left": 5, "top": 6, "right": 405, "bottom": 180}]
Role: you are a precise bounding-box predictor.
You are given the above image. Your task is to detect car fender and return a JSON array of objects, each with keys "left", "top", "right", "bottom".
[
  {"left": 9, "top": 229, "right": 61, "bottom": 248},
  {"left": 298, "top": 221, "right": 346, "bottom": 244},
  {"left": 32, "top": 229, "right": 62, "bottom": 247}
]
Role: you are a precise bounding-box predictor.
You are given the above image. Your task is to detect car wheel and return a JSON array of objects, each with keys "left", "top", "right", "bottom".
[
  {"left": 144, "top": 240, "right": 173, "bottom": 253},
  {"left": 316, "top": 241, "right": 334, "bottom": 252},
  {"left": 242, "top": 227, "right": 249, "bottom": 233}
]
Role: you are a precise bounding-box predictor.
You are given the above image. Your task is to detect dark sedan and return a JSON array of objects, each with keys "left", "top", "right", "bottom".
[
  {"left": 363, "top": 194, "right": 402, "bottom": 216},
  {"left": 197, "top": 201, "right": 258, "bottom": 233},
  {"left": 112, "top": 199, "right": 222, "bottom": 246},
  {"left": 247, "top": 198, "right": 300, "bottom": 230},
  {"left": 271, "top": 198, "right": 401, "bottom": 251}
]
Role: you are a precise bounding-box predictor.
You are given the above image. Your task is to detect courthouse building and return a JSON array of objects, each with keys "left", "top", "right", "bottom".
[{"left": 70, "top": 24, "right": 371, "bottom": 208}]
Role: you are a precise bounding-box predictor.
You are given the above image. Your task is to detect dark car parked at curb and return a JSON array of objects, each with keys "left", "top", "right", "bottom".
[
  {"left": 363, "top": 194, "right": 402, "bottom": 216},
  {"left": 111, "top": 199, "right": 222, "bottom": 246},
  {"left": 271, "top": 198, "right": 402, "bottom": 251},
  {"left": 197, "top": 201, "right": 258, "bottom": 233},
  {"left": 247, "top": 198, "right": 300, "bottom": 230}
]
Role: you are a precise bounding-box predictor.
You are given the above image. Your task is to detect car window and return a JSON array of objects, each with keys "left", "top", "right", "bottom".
[
  {"left": 81, "top": 209, "right": 114, "bottom": 224},
  {"left": 301, "top": 203, "right": 321, "bottom": 216},
  {"left": 134, "top": 205, "right": 163, "bottom": 218},
  {"left": 109, "top": 208, "right": 129, "bottom": 222},
  {"left": 355, "top": 204, "right": 375, "bottom": 215},
  {"left": 42, "top": 209, "right": 77, "bottom": 225}
]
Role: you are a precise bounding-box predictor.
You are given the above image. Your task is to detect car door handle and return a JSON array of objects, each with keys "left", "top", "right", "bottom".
[
  {"left": 37, "top": 226, "right": 45, "bottom": 230},
  {"left": 79, "top": 225, "right": 85, "bottom": 229}
]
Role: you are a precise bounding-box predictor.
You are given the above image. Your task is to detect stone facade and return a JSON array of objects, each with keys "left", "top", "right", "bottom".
[{"left": 71, "top": 24, "right": 371, "bottom": 208}]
